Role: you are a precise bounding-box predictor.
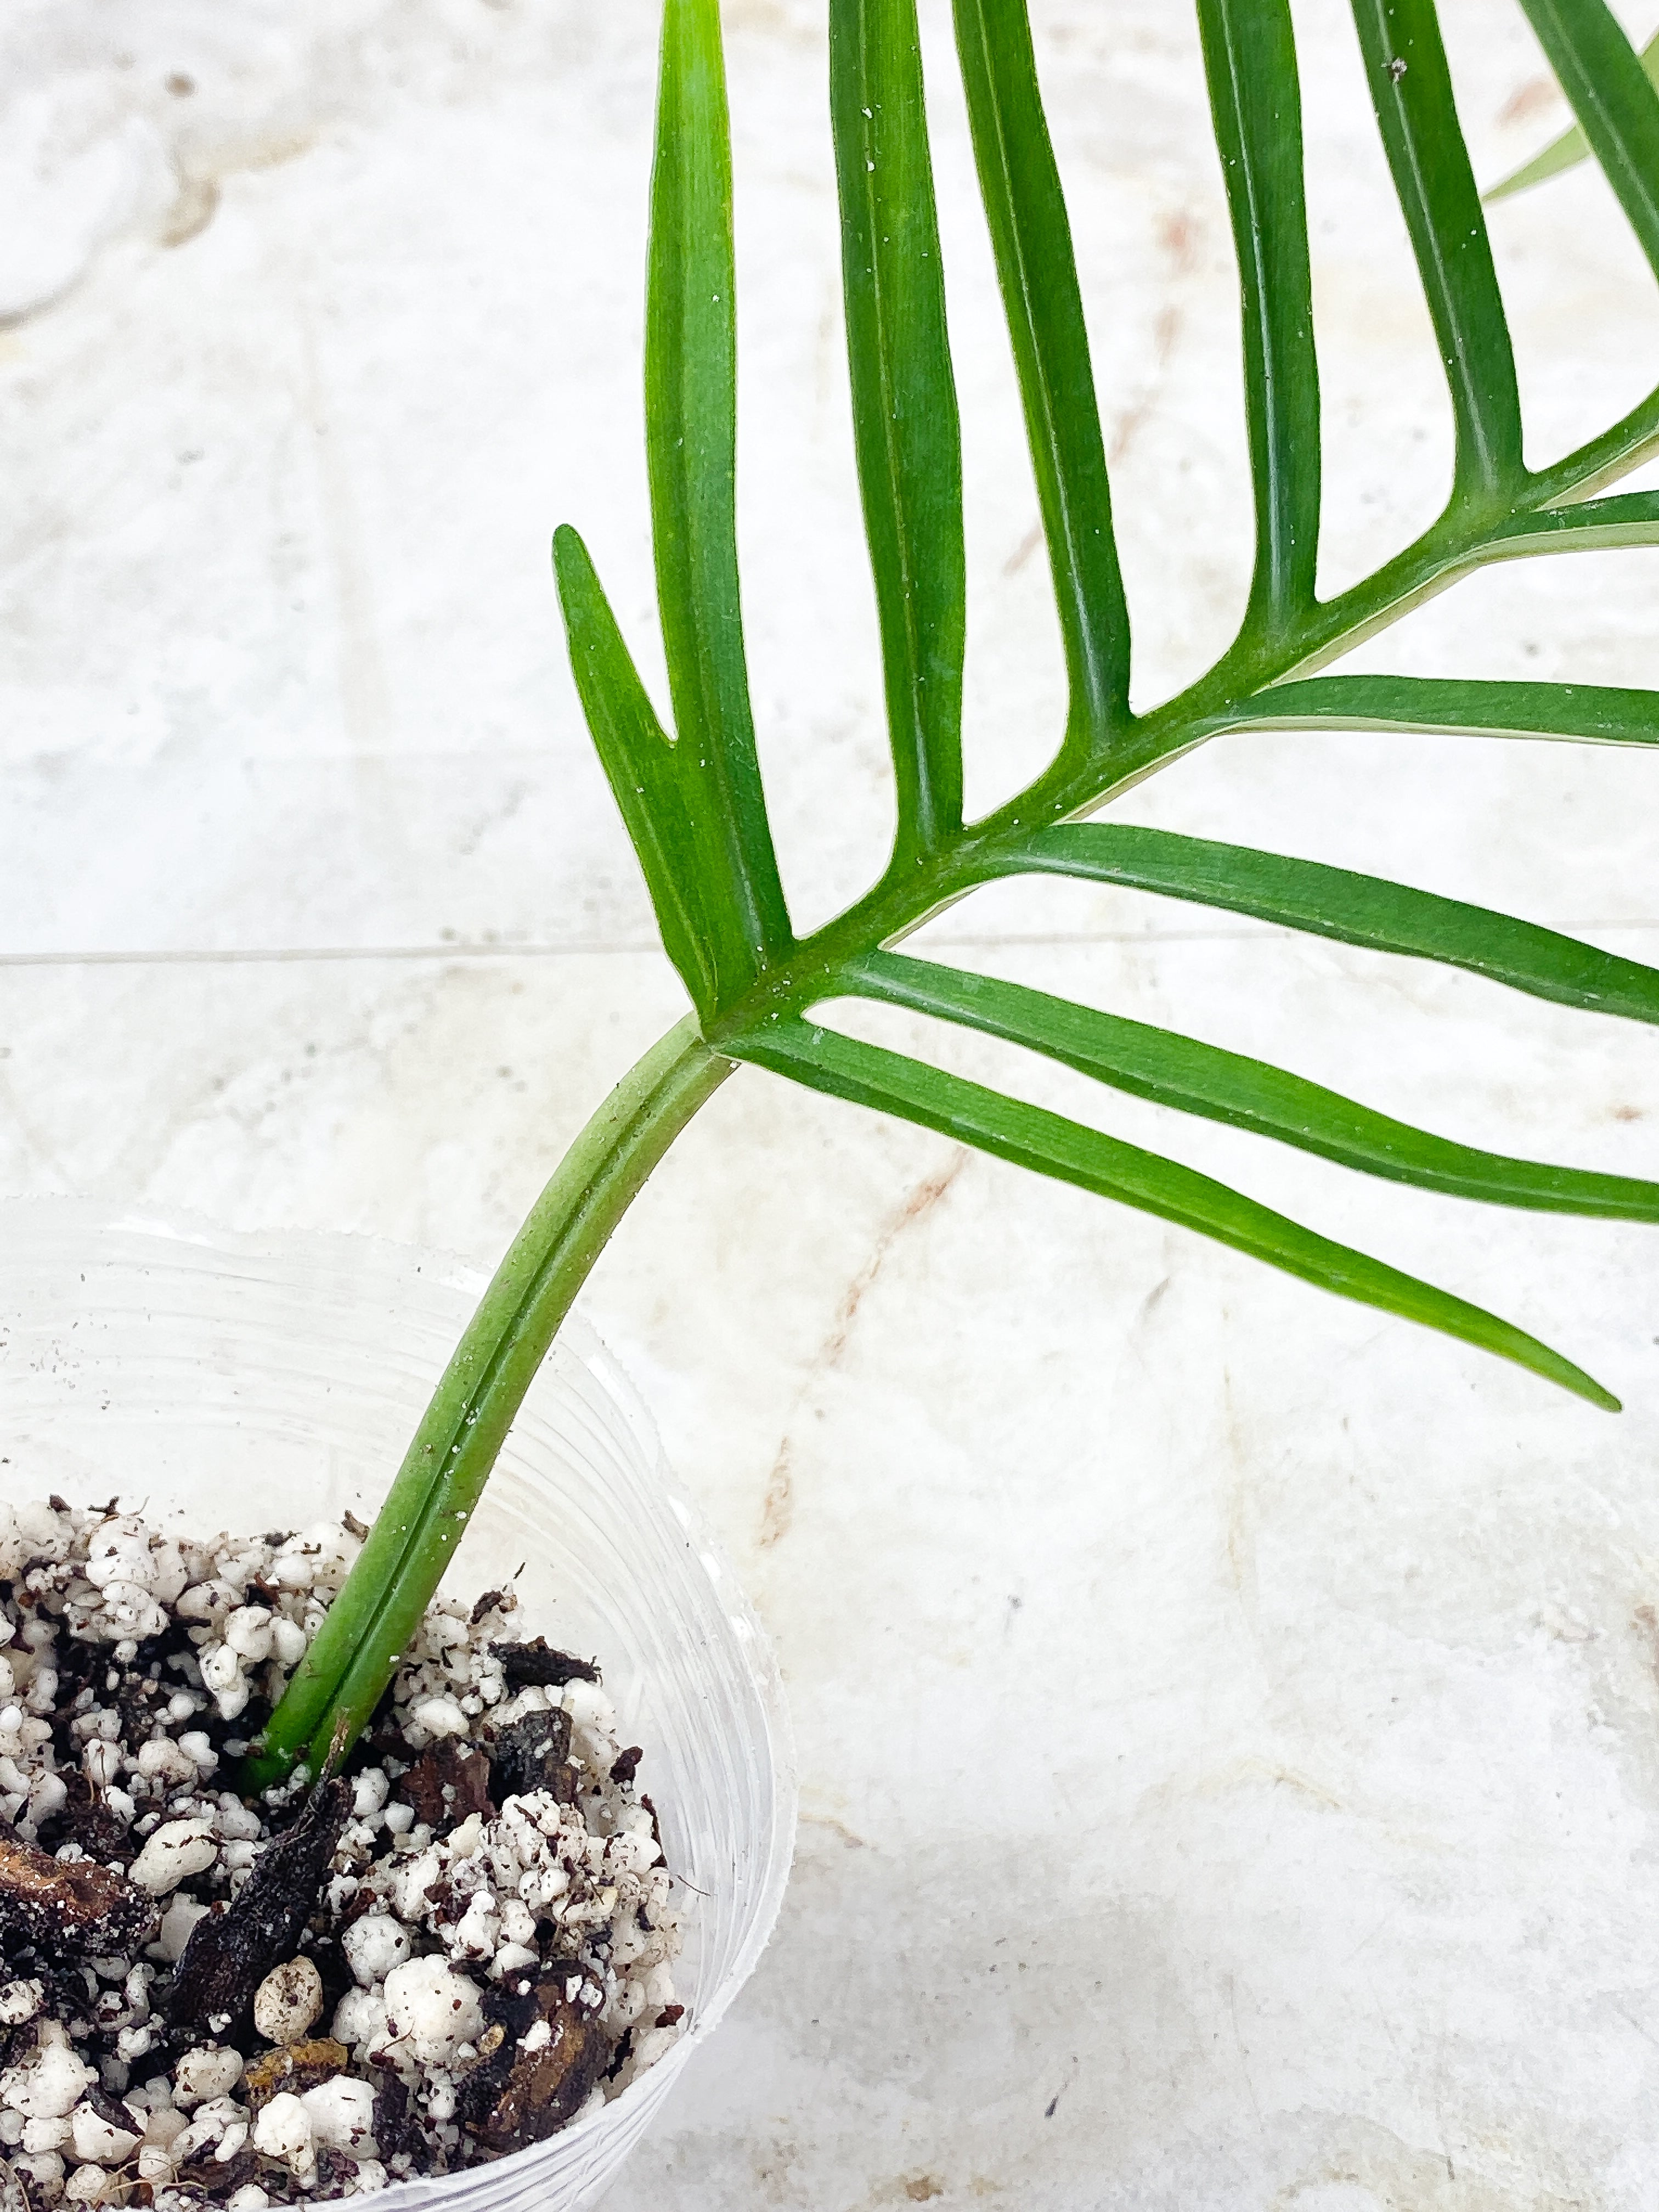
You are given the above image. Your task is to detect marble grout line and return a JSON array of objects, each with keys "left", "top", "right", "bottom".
[{"left": 3, "top": 920, "right": 1659, "bottom": 968}]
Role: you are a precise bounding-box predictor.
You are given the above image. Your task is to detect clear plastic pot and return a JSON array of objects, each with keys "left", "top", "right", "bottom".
[{"left": 0, "top": 1200, "right": 796, "bottom": 2212}]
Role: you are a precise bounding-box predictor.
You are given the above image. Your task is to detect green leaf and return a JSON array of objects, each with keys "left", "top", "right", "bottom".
[
  {"left": 1350, "top": 0, "right": 1523, "bottom": 502},
  {"left": 830, "top": 0, "right": 966, "bottom": 863},
  {"left": 1510, "top": 0, "right": 1659, "bottom": 278},
  {"left": 844, "top": 946, "right": 1659, "bottom": 1221},
  {"left": 283, "top": 0, "right": 1659, "bottom": 1782},
  {"left": 1015, "top": 823, "right": 1659, "bottom": 1024},
  {"left": 1487, "top": 488, "right": 1659, "bottom": 554},
  {"left": 552, "top": 526, "right": 716, "bottom": 1018},
  {"left": 647, "top": 0, "right": 792, "bottom": 994},
  {"left": 1487, "top": 25, "right": 1659, "bottom": 203},
  {"left": 952, "top": 0, "right": 1129, "bottom": 752},
  {"left": 1195, "top": 0, "right": 1321, "bottom": 634},
  {"left": 1206, "top": 673, "right": 1659, "bottom": 746},
  {"left": 730, "top": 1015, "right": 1619, "bottom": 1409}
]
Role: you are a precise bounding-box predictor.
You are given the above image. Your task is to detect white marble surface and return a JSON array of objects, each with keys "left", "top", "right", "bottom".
[{"left": 7, "top": 1, "right": 1659, "bottom": 2204}]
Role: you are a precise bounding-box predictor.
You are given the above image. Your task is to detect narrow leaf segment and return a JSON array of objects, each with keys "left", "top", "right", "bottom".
[
  {"left": 830, "top": 0, "right": 966, "bottom": 863},
  {"left": 1350, "top": 0, "right": 1523, "bottom": 503},
  {"left": 1196, "top": 0, "right": 1321, "bottom": 636},
  {"left": 647, "top": 0, "right": 792, "bottom": 990},
  {"left": 554, "top": 526, "right": 715, "bottom": 1020},
  {"left": 1016, "top": 823, "right": 1659, "bottom": 1025},
  {"left": 1514, "top": 0, "right": 1659, "bottom": 279},
  {"left": 1486, "top": 489, "right": 1659, "bottom": 556},
  {"left": 1487, "top": 25, "right": 1659, "bottom": 203},
  {"left": 730, "top": 1017, "right": 1619, "bottom": 1410},
  {"left": 842, "top": 946, "right": 1659, "bottom": 1220},
  {"left": 1204, "top": 673, "right": 1659, "bottom": 747},
  {"left": 952, "top": 0, "right": 1129, "bottom": 753}
]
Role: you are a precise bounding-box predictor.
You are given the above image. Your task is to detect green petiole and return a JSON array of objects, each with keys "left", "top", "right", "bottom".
[{"left": 242, "top": 1018, "right": 729, "bottom": 1788}]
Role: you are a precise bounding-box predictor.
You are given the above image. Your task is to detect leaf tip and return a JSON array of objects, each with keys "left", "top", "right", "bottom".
[
  {"left": 1567, "top": 1369, "right": 1622, "bottom": 1414},
  {"left": 551, "top": 524, "right": 597, "bottom": 619}
]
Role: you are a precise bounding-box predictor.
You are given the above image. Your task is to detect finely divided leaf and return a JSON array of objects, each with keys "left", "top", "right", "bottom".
[
  {"left": 1015, "top": 823, "right": 1659, "bottom": 1023},
  {"left": 1514, "top": 0, "right": 1659, "bottom": 280},
  {"left": 830, "top": 0, "right": 966, "bottom": 862},
  {"left": 730, "top": 1016, "right": 1618, "bottom": 1408},
  {"left": 952, "top": 0, "right": 1128, "bottom": 752},
  {"left": 279, "top": 0, "right": 1659, "bottom": 1786},
  {"left": 647, "top": 0, "right": 792, "bottom": 995},
  {"left": 1206, "top": 673, "right": 1659, "bottom": 746},
  {"left": 1350, "top": 0, "right": 1523, "bottom": 501},
  {"left": 844, "top": 947, "right": 1659, "bottom": 1220},
  {"left": 1196, "top": 0, "right": 1321, "bottom": 633}
]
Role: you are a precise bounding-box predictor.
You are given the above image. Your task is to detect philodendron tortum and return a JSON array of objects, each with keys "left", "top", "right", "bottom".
[{"left": 248, "top": 0, "right": 1659, "bottom": 1786}]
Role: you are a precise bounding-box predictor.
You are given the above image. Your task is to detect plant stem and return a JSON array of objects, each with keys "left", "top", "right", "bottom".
[{"left": 247, "top": 1015, "right": 731, "bottom": 1787}]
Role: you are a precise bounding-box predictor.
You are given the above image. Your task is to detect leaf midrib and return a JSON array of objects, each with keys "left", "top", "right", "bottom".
[
  {"left": 960, "top": 0, "right": 1105, "bottom": 740},
  {"left": 1211, "top": 0, "right": 1300, "bottom": 613},
  {"left": 704, "top": 396, "right": 1659, "bottom": 1050},
  {"left": 855, "top": 42, "right": 939, "bottom": 851}
]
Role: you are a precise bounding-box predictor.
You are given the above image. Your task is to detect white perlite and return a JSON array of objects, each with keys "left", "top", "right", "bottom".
[
  {"left": 173, "top": 2049, "right": 245, "bottom": 2108},
  {"left": 377, "top": 1957, "right": 484, "bottom": 2068},
  {"left": 0, "top": 2033, "right": 96, "bottom": 2121},
  {"left": 252, "top": 1959, "right": 324, "bottom": 2047},
  {"left": 129, "top": 1816, "right": 219, "bottom": 1896},
  {"left": 0, "top": 1497, "right": 686, "bottom": 2208}
]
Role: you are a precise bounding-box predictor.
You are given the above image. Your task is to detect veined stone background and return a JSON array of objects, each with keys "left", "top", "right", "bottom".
[{"left": 5, "top": 1, "right": 1659, "bottom": 2204}]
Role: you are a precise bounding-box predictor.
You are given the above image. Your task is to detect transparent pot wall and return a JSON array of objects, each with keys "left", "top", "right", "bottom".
[{"left": 0, "top": 1201, "right": 795, "bottom": 2212}]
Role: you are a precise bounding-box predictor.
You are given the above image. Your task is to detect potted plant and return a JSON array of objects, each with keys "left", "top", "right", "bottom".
[
  {"left": 6, "top": 0, "right": 1659, "bottom": 2202},
  {"left": 0, "top": 1209, "right": 792, "bottom": 2211},
  {"left": 267, "top": 0, "right": 1659, "bottom": 1773}
]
